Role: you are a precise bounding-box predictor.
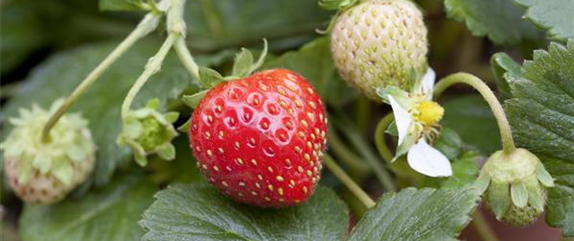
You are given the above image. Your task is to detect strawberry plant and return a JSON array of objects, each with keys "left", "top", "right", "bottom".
[{"left": 1, "top": 0, "right": 573, "bottom": 240}]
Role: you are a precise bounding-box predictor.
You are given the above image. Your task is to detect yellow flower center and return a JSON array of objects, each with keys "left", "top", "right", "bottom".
[{"left": 415, "top": 100, "right": 444, "bottom": 126}]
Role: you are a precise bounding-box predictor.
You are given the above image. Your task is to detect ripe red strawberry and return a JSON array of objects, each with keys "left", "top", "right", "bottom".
[{"left": 188, "top": 69, "right": 327, "bottom": 207}]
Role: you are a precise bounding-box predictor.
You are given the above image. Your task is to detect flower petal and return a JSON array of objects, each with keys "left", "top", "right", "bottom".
[
  {"left": 407, "top": 138, "right": 452, "bottom": 177},
  {"left": 419, "top": 67, "right": 436, "bottom": 99},
  {"left": 388, "top": 95, "right": 412, "bottom": 144}
]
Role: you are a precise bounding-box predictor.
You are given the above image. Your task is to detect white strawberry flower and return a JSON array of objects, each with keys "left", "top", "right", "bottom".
[{"left": 377, "top": 68, "right": 452, "bottom": 177}]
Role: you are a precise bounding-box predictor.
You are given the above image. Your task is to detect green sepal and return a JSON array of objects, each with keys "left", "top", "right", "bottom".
[
  {"left": 510, "top": 182, "right": 529, "bottom": 208},
  {"left": 489, "top": 180, "right": 511, "bottom": 220},
  {"left": 134, "top": 152, "right": 148, "bottom": 166},
  {"left": 318, "top": 0, "right": 356, "bottom": 10},
  {"left": 146, "top": 98, "right": 160, "bottom": 109},
  {"left": 52, "top": 158, "right": 74, "bottom": 187},
  {"left": 164, "top": 112, "right": 180, "bottom": 123},
  {"left": 182, "top": 90, "right": 208, "bottom": 108},
  {"left": 232, "top": 48, "right": 254, "bottom": 77},
  {"left": 525, "top": 176, "right": 545, "bottom": 212},
  {"left": 177, "top": 117, "right": 193, "bottom": 133},
  {"left": 121, "top": 118, "right": 144, "bottom": 139},
  {"left": 249, "top": 39, "right": 268, "bottom": 75},
  {"left": 535, "top": 164, "right": 555, "bottom": 187},
  {"left": 18, "top": 159, "right": 33, "bottom": 184},
  {"left": 231, "top": 39, "right": 268, "bottom": 77},
  {"left": 392, "top": 126, "right": 420, "bottom": 162},
  {"left": 198, "top": 67, "right": 225, "bottom": 88},
  {"left": 376, "top": 86, "right": 411, "bottom": 106},
  {"left": 474, "top": 173, "right": 491, "bottom": 195},
  {"left": 385, "top": 121, "right": 398, "bottom": 136},
  {"left": 157, "top": 143, "right": 176, "bottom": 161}
]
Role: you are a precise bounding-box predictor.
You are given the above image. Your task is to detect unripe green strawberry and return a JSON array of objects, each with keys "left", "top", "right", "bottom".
[
  {"left": 118, "top": 98, "right": 179, "bottom": 166},
  {"left": 476, "top": 148, "right": 554, "bottom": 226},
  {"left": 0, "top": 101, "right": 96, "bottom": 204},
  {"left": 330, "top": 0, "right": 428, "bottom": 101}
]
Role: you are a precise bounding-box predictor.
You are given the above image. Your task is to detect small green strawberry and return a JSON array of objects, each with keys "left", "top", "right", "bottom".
[
  {"left": 118, "top": 98, "right": 179, "bottom": 166},
  {"left": 0, "top": 101, "right": 96, "bottom": 204},
  {"left": 330, "top": 0, "right": 428, "bottom": 101},
  {"left": 475, "top": 148, "right": 554, "bottom": 226}
]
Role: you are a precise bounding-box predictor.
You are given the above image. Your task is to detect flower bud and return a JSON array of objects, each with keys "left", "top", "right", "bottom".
[
  {"left": 118, "top": 98, "right": 179, "bottom": 166},
  {"left": 476, "top": 148, "right": 554, "bottom": 226}
]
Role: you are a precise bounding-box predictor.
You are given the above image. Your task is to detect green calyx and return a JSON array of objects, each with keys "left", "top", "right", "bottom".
[
  {"left": 0, "top": 100, "right": 96, "bottom": 186},
  {"left": 118, "top": 98, "right": 179, "bottom": 166},
  {"left": 475, "top": 148, "right": 554, "bottom": 226},
  {"left": 182, "top": 39, "right": 268, "bottom": 109}
]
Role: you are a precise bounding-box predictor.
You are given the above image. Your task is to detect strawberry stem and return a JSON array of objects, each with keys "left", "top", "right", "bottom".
[
  {"left": 324, "top": 154, "right": 375, "bottom": 209},
  {"left": 40, "top": 10, "right": 163, "bottom": 142},
  {"left": 121, "top": 0, "right": 188, "bottom": 119},
  {"left": 121, "top": 33, "right": 180, "bottom": 119},
  {"left": 174, "top": 37, "right": 201, "bottom": 81},
  {"left": 433, "top": 73, "right": 516, "bottom": 154},
  {"left": 374, "top": 113, "right": 395, "bottom": 163}
]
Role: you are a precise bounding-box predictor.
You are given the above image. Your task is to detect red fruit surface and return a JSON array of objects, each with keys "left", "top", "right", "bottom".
[{"left": 188, "top": 69, "right": 328, "bottom": 207}]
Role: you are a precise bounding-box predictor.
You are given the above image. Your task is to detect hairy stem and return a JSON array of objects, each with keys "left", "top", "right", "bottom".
[
  {"left": 174, "top": 37, "right": 201, "bottom": 81},
  {"left": 121, "top": 0, "right": 188, "bottom": 118},
  {"left": 41, "top": 12, "right": 162, "bottom": 141},
  {"left": 433, "top": 73, "right": 516, "bottom": 154},
  {"left": 324, "top": 154, "right": 375, "bottom": 209},
  {"left": 121, "top": 34, "right": 179, "bottom": 118},
  {"left": 374, "top": 113, "right": 395, "bottom": 163}
]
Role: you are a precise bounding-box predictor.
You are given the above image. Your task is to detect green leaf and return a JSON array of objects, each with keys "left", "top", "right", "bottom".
[
  {"left": 263, "top": 37, "right": 357, "bottom": 107},
  {"left": 0, "top": 1, "right": 46, "bottom": 75},
  {"left": 502, "top": 40, "right": 574, "bottom": 236},
  {"left": 442, "top": 0, "right": 542, "bottom": 45},
  {"left": 348, "top": 187, "right": 479, "bottom": 241},
  {"left": 434, "top": 128, "right": 463, "bottom": 160},
  {"left": 0, "top": 41, "right": 221, "bottom": 186},
  {"left": 20, "top": 174, "right": 157, "bottom": 241},
  {"left": 442, "top": 95, "right": 500, "bottom": 154},
  {"left": 99, "top": 0, "right": 147, "bottom": 11},
  {"left": 491, "top": 52, "right": 522, "bottom": 97},
  {"left": 184, "top": 0, "right": 332, "bottom": 51},
  {"left": 140, "top": 184, "right": 349, "bottom": 241},
  {"left": 514, "top": 0, "right": 574, "bottom": 41},
  {"left": 504, "top": 41, "right": 574, "bottom": 161},
  {"left": 542, "top": 157, "right": 574, "bottom": 237},
  {"left": 441, "top": 152, "right": 480, "bottom": 190}
]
